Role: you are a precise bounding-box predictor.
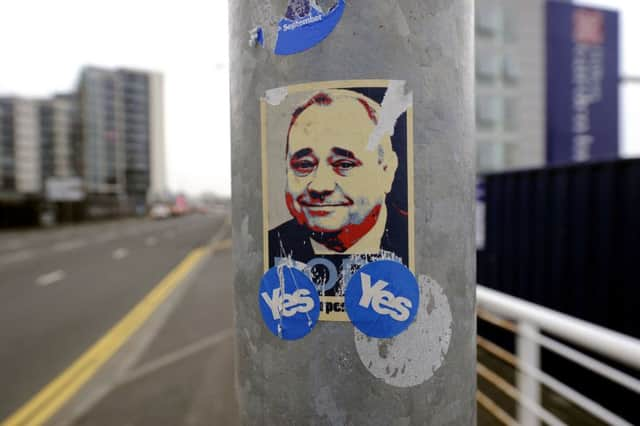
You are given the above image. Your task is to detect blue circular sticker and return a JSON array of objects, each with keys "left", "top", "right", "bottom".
[
  {"left": 344, "top": 260, "right": 419, "bottom": 339},
  {"left": 259, "top": 265, "right": 320, "bottom": 340}
]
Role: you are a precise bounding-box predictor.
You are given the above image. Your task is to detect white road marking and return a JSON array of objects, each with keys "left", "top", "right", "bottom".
[
  {"left": 94, "top": 233, "right": 117, "bottom": 243},
  {"left": 112, "top": 248, "right": 129, "bottom": 260},
  {"left": 119, "top": 329, "right": 233, "bottom": 385},
  {"left": 52, "top": 239, "right": 87, "bottom": 252},
  {"left": 2, "top": 239, "right": 25, "bottom": 251},
  {"left": 0, "top": 249, "right": 35, "bottom": 266},
  {"left": 36, "top": 270, "right": 66, "bottom": 287},
  {"left": 131, "top": 227, "right": 147, "bottom": 236},
  {"left": 55, "top": 232, "right": 73, "bottom": 241},
  {"left": 145, "top": 236, "right": 158, "bottom": 247}
]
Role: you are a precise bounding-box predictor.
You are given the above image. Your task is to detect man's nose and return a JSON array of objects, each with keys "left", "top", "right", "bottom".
[{"left": 307, "top": 164, "right": 336, "bottom": 198}]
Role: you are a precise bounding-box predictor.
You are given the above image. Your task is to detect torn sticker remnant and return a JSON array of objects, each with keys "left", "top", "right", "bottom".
[
  {"left": 249, "top": 27, "right": 265, "bottom": 48},
  {"left": 274, "top": 0, "right": 346, "bottom": 55}
]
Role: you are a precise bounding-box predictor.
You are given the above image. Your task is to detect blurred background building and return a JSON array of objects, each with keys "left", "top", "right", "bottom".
[
  {"left": 475, "top": 0, "right": 621, "bottom": 248},
  {"left": 475, "top": 0, "right": 620, "bottom": 173},
  {"left": 475, "top": 2, "right": 640, "bottom": 422},
  {"left": 0, "top": 66, "right": 166, "bottom": 227},
  {"left": 476, "top": 0, "right": 547, "bottom": 173}
]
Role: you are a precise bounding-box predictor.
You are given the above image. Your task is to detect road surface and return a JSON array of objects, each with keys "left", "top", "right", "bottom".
[{"left": 0, "top": 213, "right": 235, "bottom": 425}]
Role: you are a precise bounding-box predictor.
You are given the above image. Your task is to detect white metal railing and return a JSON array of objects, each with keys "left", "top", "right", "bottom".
[{"left": 476, "top": 285, "right": 640, "bottom": 426}]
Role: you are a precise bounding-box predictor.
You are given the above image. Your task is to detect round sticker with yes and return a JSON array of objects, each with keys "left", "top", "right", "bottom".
[
  {"left": 259, "top": 265, "right": 320, "bottom": 340},
  {"left": 345, "top": 260, "right": 419, "bottom": 338}
]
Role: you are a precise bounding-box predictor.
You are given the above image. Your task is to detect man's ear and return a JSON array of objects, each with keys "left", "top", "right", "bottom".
[{"left": 382, "top": 149, "right": 399, "bottom": 194}]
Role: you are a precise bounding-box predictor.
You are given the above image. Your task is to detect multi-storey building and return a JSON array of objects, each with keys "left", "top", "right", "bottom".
[
  {"left": 78, "top": 66, "right": 166, "bottom": 215},
  {"left": 39, "top": 94, "right": 79, "bottom": 181},
  {"left": 0, "top": 98, "right": 42, "bottom": 195},
  {"left": 148, "top": 73, "right": 167, "bottom": 201},
  {"left": 78, "top": 67, "right": 127, "bottom": 198},
  {"left": 475, "top": 0, "right": 547, "bottom": 173},
  {"left": 0, "top": 66, "right": 165, "bottom": 226},
  {"left": 0, "top": 99, "right": 16, "bottom": 195}
]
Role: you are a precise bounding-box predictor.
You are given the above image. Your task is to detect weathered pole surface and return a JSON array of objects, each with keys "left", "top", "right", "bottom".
[{"left": 230, "top": 0, "right": 475, "bottom": 424}]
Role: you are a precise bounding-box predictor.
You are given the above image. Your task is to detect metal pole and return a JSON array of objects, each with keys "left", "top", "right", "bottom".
[{"left": 230, "top": 1, "right": 475, "bottom": 424}]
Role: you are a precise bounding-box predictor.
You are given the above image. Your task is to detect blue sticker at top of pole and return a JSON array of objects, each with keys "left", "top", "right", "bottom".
[
  {"left": 274, "top": 0, "right": 346, "bottom": 56},
  {"left": 259, "top": 264, "right": 321, "bottom": 340},
  {"left": 344, "top": 260, "right": 419, "bottom": 338}
]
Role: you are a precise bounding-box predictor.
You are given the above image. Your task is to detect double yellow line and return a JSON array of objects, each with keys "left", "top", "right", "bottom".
[{"left": 2, "top": 245, "right": 213, "bottom": 426}]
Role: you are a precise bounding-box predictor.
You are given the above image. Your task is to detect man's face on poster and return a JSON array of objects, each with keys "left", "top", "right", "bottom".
[{"left": 285, "top": 92, "right": 398, "bottom": 235}]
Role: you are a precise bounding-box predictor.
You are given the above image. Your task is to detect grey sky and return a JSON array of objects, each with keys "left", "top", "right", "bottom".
[
  {"left": 0, "top": 0, "right": 230, "bottom": 196},
  {"left": 0, "top": 1, "right": 637, "bottom": 197}
]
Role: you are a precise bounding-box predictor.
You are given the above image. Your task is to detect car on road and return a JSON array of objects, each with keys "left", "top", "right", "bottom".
[{"left": 149, "top": 203, "right": 172, "bottom": 220}]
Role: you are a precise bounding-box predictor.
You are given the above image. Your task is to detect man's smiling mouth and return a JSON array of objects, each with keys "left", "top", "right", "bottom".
[
  {"left": 298, "top": 198, "right": 354, "bottom": 208},
  {"left": 302, "top": 203, "right": 350, "bottom": 207}
]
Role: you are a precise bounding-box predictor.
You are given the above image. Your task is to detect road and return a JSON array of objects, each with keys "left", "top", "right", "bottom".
[{"left": 0, "top": 213, "right": 233, "bottom": 424}]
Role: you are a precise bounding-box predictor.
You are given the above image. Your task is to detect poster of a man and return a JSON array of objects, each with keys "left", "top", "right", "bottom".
[{"left": 262, "top": 81, "right": 414, "bottom": 321}]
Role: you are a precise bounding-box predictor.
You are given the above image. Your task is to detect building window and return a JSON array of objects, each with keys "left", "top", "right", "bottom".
[
  {"left": 476, "top": 95, "right": 503, "bottom": 129},
  {"left": 503, "top": 8, "right": 518, "bottom": 43},
  {"left": 503, "top": 53, "right": 520, "bottom": 84},
  {"left": 477, "top": 141, "right": 505, "bottom": 173},
  {"left": 476, "top": 0, "right": 503, "bottom": 36},
  {"left": 503, "top": 97, "right": 518, "bottom": 132},
  {"left": 476, "top": 53, "right": 500, "bottom": 82}
]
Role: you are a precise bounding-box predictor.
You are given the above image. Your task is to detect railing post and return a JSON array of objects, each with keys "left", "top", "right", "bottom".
[{"left": 517, "top": 321, "right": 541, "bottom": 426}]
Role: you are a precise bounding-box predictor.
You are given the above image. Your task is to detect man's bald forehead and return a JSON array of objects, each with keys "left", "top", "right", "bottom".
[
  {"left": 287, "top": 91, "right": 380, "bottom": 147},
  {"left": 294, "top": 91, "right": 379, "bottom": 124}
]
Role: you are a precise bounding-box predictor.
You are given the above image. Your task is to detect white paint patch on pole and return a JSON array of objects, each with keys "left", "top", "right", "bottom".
[
  {"left": 354, "top": 274, "right": 452, "bottom": 387},
  {"left": 36, "top": 270, "right": 66, "bottom": 287},
  {"left": 367, "top": 80, "right": 413, "bottom": 151}
]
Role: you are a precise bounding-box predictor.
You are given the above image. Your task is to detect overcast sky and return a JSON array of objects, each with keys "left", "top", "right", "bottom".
[
  {"left": 0, "top": 0, "right": 230, "bottom": 196},
  {"left": 0, "top": 1, "right": 637, "bottom": 197}
]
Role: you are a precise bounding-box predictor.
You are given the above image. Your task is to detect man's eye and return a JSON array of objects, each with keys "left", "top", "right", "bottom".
[
  {"left": 291, "top": 159, "right": 316, "bottom": 174},
  {"left": 332, "top": 160, "right": 358, "bottom": 171}
]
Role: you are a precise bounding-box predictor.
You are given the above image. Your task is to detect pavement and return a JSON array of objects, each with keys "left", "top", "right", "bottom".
[
  {"left": 67, "top": 230, "right": 238, "bottom": 426},
  {"left": 0, "top": 213, "right": 238, "bottom": 425}
]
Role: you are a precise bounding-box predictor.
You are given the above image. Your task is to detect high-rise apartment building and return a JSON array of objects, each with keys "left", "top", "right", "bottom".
[
  {"left": 39, "top": 94, "right": 80, "bottom": 181},
  {"left": 78, "top": 67, "right": 127, "bottom": 197},
  {"left": 0, "top": 98, "right": 42, "bottom": 195},
  {"left": 0, "top": 99, "right": 16, "bottom": 194},
  {"left": 148, "top": 73, "right": 167, "bottom": 200},
  {"left": 1, "top": 66, "right": 165, "bottom": 225},
  {"left": 78, "top": 66, "right": 166, "bottom": 214},
  {"left": 475, "top": 0, "right": 547, "bottom": 173}
]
